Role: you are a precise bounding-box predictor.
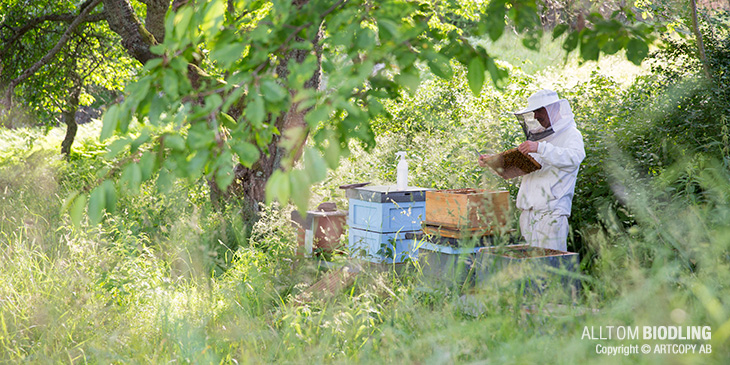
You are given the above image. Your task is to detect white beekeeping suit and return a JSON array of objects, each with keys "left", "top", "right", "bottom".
[{"left": 514, "top": 90, "right": 585, "bottom": 251}]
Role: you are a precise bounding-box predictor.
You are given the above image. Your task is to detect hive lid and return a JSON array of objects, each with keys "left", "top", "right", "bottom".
[{"left": 346, "top": 185, "right": 432, "bottom": 203}]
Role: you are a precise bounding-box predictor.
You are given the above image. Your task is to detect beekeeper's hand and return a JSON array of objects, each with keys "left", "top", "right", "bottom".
[
  {"left": 478, "top": 154, "right": 492, "bottom": 167},
  {"left": 518, "top": 141, "right": 538, "bottom": 155}
]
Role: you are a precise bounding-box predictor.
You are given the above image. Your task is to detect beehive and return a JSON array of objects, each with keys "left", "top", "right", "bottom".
[
  {"left": 424, "top": 188, "right": 510, "bottom": 232},
  {"left": 346, "top": 185, "right": 431, "bottom": 263}
]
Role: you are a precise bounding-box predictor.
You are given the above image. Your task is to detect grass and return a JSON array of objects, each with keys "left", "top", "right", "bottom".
[{"left": 1, "top": 47, "right": 729, "bottom": 363}]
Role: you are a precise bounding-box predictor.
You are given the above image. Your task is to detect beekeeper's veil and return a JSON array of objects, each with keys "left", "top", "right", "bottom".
[{"left": 514, "top": 89, "right": 575, "bottom": 141}]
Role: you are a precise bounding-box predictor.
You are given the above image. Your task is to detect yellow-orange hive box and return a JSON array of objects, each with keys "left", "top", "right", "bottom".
[{"left": 424, "top": 188, "right": 510, "bottom": 234}]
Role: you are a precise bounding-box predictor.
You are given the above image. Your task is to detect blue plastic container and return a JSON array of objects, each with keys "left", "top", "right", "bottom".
[
  {"left": 417, "top": 241, "right": 484, "bottom": 285},
  {"left": 348, "top": 199, "right": 426, "bottom": 233},
  {"left": 349, "top": 228, "right": 419, "bottom": 263}
]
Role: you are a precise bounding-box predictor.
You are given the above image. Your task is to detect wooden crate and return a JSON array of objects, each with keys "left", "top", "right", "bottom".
[{"left": 425, "top": 188, "right": 510, "bottom": 231}]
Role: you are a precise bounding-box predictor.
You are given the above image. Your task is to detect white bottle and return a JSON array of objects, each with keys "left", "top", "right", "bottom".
[{"left": 396, "top": 151, "right": 408, "bottom": 190}]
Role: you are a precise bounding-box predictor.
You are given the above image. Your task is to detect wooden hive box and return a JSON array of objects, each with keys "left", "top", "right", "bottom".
[{"left": 424, "top": 188, "right": 511, "bottom": 233}]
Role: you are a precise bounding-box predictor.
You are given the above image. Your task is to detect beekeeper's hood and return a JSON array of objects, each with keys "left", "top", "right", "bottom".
[{"left": 514, "top": 89, "right": 575, "bottom": 141}]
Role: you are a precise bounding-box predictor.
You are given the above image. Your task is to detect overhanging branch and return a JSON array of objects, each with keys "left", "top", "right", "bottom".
[
  {"left": 0, "top": 12, "right": 106, "bottom": 59},
  {"left": 2, "top": 0, "right": 103, "bottom": 105}
]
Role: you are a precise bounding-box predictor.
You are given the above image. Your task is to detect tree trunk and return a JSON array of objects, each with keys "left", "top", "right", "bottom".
[
  {"left": 689, "top": 0, "right": 711, "bottom": 79},
  {"left": 61, "top": 85, "right": 81, "bottom": 156},
  {"left": 102, "top": 0, "right": 158, "bottom": 64},
  {"left": 144, "top": 0, "right": 171, "bottom": 43},
  {"left": 227, "top": 28, "right": 323, "bottom": 211}
]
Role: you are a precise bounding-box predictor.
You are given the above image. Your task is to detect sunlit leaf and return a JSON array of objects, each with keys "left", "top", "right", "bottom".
[
  {"left": 304, "top": 147, "right": 327, "bottom": 183},
  {"left": 121, "top": 163, "right": 142, "bottom": 194},
  {"left": 100, "top": 104, "right": 120, "bottom": 141},
  {"left": 265, "top": 169, "right": 290, "bottom": 204},
  {"left": 70, "top": 194, "right": 87, "bottom": 228},
  {"left": 290, "top": 169, "right": 311, "bottom": 212},
  {"left": 88, "top": 185, "right": 106, "bottom": 225},
  {"left": 467, "top": 57, "right": 485, "bottom": 96},
  {"left": 102, "top": 180, "right": 117, "bottom": 214}
]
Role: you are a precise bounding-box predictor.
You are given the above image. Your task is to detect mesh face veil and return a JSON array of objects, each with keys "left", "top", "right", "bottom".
[
  {"left": 515, "top": 96, "right": 575, "bottom": 141},
  {"left": 517, "top": 111, "right": 554, "bottom": 141}
]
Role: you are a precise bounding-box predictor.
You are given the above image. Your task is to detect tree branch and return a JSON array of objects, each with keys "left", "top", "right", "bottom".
[
  {"left": 2, "top": 0, "right": 103, "bottom": 106},
  {"left": 103, "top": 0, "right": 159, "bottom": 64},
  {"left": 0, "top": 12, "right": 106, "bottom": 59}
]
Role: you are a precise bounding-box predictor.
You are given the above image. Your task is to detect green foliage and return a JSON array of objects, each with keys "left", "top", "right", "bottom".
[
  {"left": 0, "top": 0, "right": 135, "bottom": 126},
  {"left": 92, "top": 0, "right": 655, "bottom": 218}
]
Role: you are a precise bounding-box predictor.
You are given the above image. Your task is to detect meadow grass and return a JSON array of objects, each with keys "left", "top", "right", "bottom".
[{"left": 1, "top": 54, "right": 729, "bottom": 363}]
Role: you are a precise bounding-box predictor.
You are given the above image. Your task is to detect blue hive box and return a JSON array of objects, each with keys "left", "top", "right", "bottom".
[
  {"left": 417, "top": 240, "right": 488, "bottom": 286},
  {"left": 349, "top": 229, "right": 419, "bottom": 263},
  {"left": 347, "top": 185, "right": 430, "bottom": 233}
]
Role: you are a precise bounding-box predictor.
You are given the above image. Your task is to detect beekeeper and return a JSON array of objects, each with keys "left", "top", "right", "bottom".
[{"left": 480, "top": 89, "right": 585, "bottom": 251}]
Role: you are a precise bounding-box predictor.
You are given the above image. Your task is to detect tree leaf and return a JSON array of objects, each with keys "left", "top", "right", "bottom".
[
  {"left": 324, "top": 138, "right": 341, "bottom": 169},
  {"left": 245, "top": 93, "right": 266, "bottom": 128},
  {"left": 88, "top": 185, "right": 106, "bottom": 225},
  {"left": 163, "top": 69, "right": 179, "bottom": 98},
  {"left": 139, "top": 151, "right": 156, "bottom": 181},
  {"left": 122, "top": 163, "right": 142, "bottom": 194},
  {"left": 214, "top": 152, "right": 235, "bottom": 190},
  {"left": 485, "top": 57, "right": 509, "bottom": 90},
  {"left": 201, "top": 0, "right": 225, "bottom": 38},
  {"left": 165, "top": 134, "right": 186, "bottom": 151},
  {"left": 602, "top": 36, "right": 627, "bottom": 55},
  {"left": 467, "top": 57, "right": 485, "bottom": 96},
  {"left": 580, "top": 32, "right": 600, "bottom": 61},
  {"left": 626, "top": 38, "right": 649, "bottom": 65},
  {"left": 265, "top": 169, "right": 290, "bottom": 205},
  {"left": 172, "top": 7, "right": 194, "bottom": 40},
  {"left": 105, "top": 138, "right": 130, "bottom": 159},
  {"left": 261, "top": 79, "right": 288, "bottom": 103},
  {"left": 220, "top": 112, "right": 237, "bottom": 129},
  {"left": 232, "top": 141, "right": 261, "bottom": 167},
  {"left": 424, "top": 50, "right": 453, "bottom": 79},
  {"left": 290, "top": 169, "right": 311, "bottom": 212},
  {"left": 485, "top": 0, "right": 506, "bottom": 41},
  {"left": 156, "top": 168, "right": 173, "bottom": 193},
  {"left": 210, "top": 42, "right": 247, "bottom": 68},
  {"left": 563, "top": 31, "right": 579, "bottom": 52},
  {"left": 70, "top": 194, "right": 87, "bottom": 228},
  {"left": 186, "top": 149, "right": 209, "bottom": 177},
  {"left": 356, "top": 28, "right": 376, "bottom": 50},
  {"left": 61, "top": 191, "right": 80, "bottom": 216},
  {"left": 130, "top": 128, "right": 151, "bottom": 153},
  {"left": 100, "top": 104, "right": 119, "bottom": 141},
  {"left": 144, "top": 58, "right": 163, "bottom": 71},
  {"left": 304, "top": 147, "right": 327, "bottom": 183},
  {"left": 304, "top": 104, "right": 332, "bottom": 128},
  {"left": 394, "top": 67, "right": 420, "bottom": 95},
  {"left": 552, "top": 24, "right": 569, "bottom": 39},
  {"left": 102, "top": 180, "right": 117, "bottom": 214}
]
